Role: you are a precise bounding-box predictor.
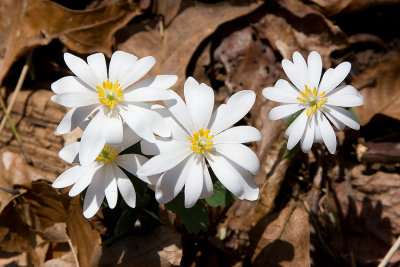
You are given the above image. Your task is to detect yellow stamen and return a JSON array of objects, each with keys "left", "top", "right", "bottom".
[
  {"left": 297, "top": 97, "right": 307, "bottom": 103},
  {"left": 189, "top": 128, "right": 214, "bottom": 154},
  {"left": 97, "top": 79, "right": 124, "bottom": 109},
  {"left": 96, "top": 145, "right": 117, "bottom": 164},
  {"left": 298, "top": 84, "right": 328, "bottom": 116}
]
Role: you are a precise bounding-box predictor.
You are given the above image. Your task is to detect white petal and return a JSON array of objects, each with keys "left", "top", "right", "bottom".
[
  {"left": 307, "top": 51, "right": 322, "bottom": 90},
  {"left": 314, "top": 124, "right": 323, "bottom": 143},
  {"left": 103, "top": 114, "right": 123, "bottom": 145},
  {"left": 205, "top": 152, "right": 245, "bottom": 199},
  {"left": 184, "top": 77, "right": 214, "bottom": 130},
  {"left": 137, "top": 145, "right": 192, "bottom": 176},
  {"left": 108, "top": 51, "right": 138, "bottom": 86},
  {"left": 209, "top": 90, "right": 255, "bottom": 135},
  {"left": 149, "top": 104, "right": 172, "bottom": 138},
  {"left": 326, "top": 85, "right": 362, "bottom": 97},
  {"left": 51, "top": 93, "right": 98, "bottom": 108},
  {"left": 164, "top": 90, "right": 195, "bottom": 134},
  {"left": 83, "top": 168, "right": 106, "bottom": 218},
  {"left": 323, "top": 105, "right": 360, "bottom": 130},
  {"left": 56, "top": 104, "right": 99, "bottom": 134},
  {"left": 199, "top": 166, "right": 213, "bottom": 199},
  {"left": 300, "top": 115, "right": 315, "bottom": 153},
  {"left": 52, "top": 165, "right": 82, "bottom": 188},
  {"left": 79, "top": 111, "right": 106, "bottom": 166},
  {"left": 87, "top": 53, "right": 108, "bottom": 82},
  {"left": 120, "top": 56, "right": 156, "bottom": 89},
  {"left": 184, "top": 155, "right": 204, "bottom": 208},
  {"left": 213, "top": 126, "right": 261, "bottom": 144},
  {"left": 59, "top": 142, "right": 80, "bottom": 163},
  {"left": 51, "top": 76, "right": 95, "bottom": 94},
  {"left": 124, "top": 75, "right": 178, "bottom": 92},
  {"left": 120, "top": 105, "right": 156, "bottom": 143},
  {"left": 262, "top": 87, "right": 299, "bottom": 103},
  {"left": 120, "top": 125, "right": 141, "bottom": 151},
  {"left": 285, "top": 110, "right": 308, "bottom": 150},
  {"left": 141, "top": 137, "right": 187, "bottom": 155},
  {"left": 114, "top": 164, "right": 136, "bottom": 208},
  {"left": 326, "top": 94, "right": 363, "bottom": 107},
  {"left": 115, "top": 154, "right": 153, "bottom": 184},
  {"left": 317, "top": 112, "right": 337, "bottom": 154},
  {"left": 282, "top": 55, "right": 307, "bottom": 91},
  {"left": 214, "top": 143, "right": 260, "bottom": 175},
  {"left": 292, "top": 51, "right": 309, "bottom": 86},
  {"left": 155, "top": 157, "right": 192, "bottom": 204},
  {"left": 269, "top": 104, "right": 304, "bottom": 120},
  {"left": 152, "top": 104, "right": 190, "bottom": 141},
  {"left": 69, "top": 165, "right": 101, "bottom": 197},
  {"left": 104, "top": 164, "right": 118, "bottom": 209},
  {"left": 229, "top": 160, "right": 259, "bottom": 201},
  {"left": 124, "top": 87, "right": 171, "bottom": 102},
  {"left": 64, "top": 53, "right": 99, "bottom": 89},
  {"left": 319, "top": 62, "right": 351, "bottom": 94},
  {"left": 323, "top": 109, "right": 345, "bottom": 130}
]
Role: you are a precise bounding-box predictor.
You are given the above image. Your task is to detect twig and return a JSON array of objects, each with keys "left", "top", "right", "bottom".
[
  {"left": 0, "top": 51, "right": 32, "bottom": 134},
  {"left": 378, "top": 234, "right": 400, "bottom": 267},
  {"left": 0, "top": 94, "right": 33, "bottom": 165}
]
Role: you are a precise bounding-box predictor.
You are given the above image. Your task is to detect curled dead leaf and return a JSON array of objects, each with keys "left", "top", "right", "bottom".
[
  {"left": 0, "top": 0, "right": 141, "bottom": 85},
  {"left": 353, "top": 55, "right": 400, "bottom": 125},
  {"left": 250, "top": 201, "right": 310, "bottom": 267}
]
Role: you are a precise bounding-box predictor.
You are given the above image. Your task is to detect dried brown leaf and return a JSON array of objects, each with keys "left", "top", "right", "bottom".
[
  {"left": 156, "top": 0, "right": 182, "bottom": 26},
  {"left": 250, "top": 201, "right": 310, "bottom": 267},
  {"left": 335, "top": 165, "right": 400, "bottom": 265},
  {"left": 91, "top": 226, "right": 182, "bottom": 266},
  {"left": 254, "top": 0, "right": 348, "bottom": 66},
  {"left": 308, "top": 0, "right": 400, "bottom": 16},
  {"left": 0, "top": 0, "right": 140, "bottom": 85},
  {"left": 353, "top": 55, "right": 400, "bottom": 125},
  {"left": 120, "top": 1, "right": 262, "bottom": 93},
  {"left": 0, "top": 181, "right": 100, "bottom": 267}
]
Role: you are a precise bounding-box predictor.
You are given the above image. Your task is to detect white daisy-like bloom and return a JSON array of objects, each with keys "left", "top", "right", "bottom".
[
  {"left": 137, "top": 77, "right": 261, "bottom": 208},
  {"left": 262, "top": 51, "right": 363, "bottom": 154},
  {"left": 53, "top": 125, "right": 156, "bottom": 218},
  {"left": 51, "top": 51, "right": 177, "bottom": 165}
]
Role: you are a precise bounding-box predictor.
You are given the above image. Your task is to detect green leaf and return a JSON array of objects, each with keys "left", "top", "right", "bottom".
[
  {"left": 286, "top": 110, "right": 302, "bottom": 126},
  {"left": 205, "top": 180, "right": 235, "bottom": 207},
  {"left": 283, "top": 143, "right": 300, "bottom": 159},
  {"left": 165, "top": 193, "right": 209, "bottom": 234}
]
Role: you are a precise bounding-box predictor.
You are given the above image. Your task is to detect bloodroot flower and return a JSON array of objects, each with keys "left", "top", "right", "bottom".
[
  {"left": 137, "top": 77, "right": 261, "bottom": 208},
  {"left": 53, "top": 126, "right": 156, "bottom": 218},
  {"left": 262, "top": 51, "right": 363, "bottom": 154},
  {"left": 51, "top": 51, "right": 177, "bottom": 165}
]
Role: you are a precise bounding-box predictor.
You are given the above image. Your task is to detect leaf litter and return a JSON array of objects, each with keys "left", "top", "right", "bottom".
[{"left": 0, "top": 0, "right": 399, "bottom": 266}]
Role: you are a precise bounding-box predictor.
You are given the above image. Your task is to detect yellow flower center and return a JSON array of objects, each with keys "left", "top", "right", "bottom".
[
  {"left": 96, "top": 145, "right": 117, "bottom": 164},
  {"left": 188, "top": 128, "right": 214, "bottom": 154},
  {"left": 297, "top": 85, "right": 327, "bottom": 117},
  {"left": 96, "top": 79, "right": 124, "bottom": 109}
]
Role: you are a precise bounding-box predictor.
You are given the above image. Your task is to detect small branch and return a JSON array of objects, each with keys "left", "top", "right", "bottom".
[
  {"left": 0, "top": 51, "right": 32, "bottom": 135},
  {"left": 378, "top": 234, "right": 400, "bottom": 267},
  {"left": 0, "top": 93, "right": 33, "bottom": 165}
]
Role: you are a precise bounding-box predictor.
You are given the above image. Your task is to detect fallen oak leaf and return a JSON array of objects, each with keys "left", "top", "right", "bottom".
[
  {"left": 119, "top": 1, "right": 263, "bottom": 94},
  {"left": 0, "top": 0, "right": 141, "bottom": 86},
  {"left": 353, "top": 55, "right": 400, "bottom": 125},
  {"left": 250, "top": 201, "right": 310, "bottom": 267}
]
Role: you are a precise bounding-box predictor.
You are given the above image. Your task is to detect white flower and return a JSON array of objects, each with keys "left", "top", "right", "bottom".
[
  {"left": 51, "top": 51, "right": 177, "bottom": 165},
  {"left": 53, "top": 125, "right": 156, "bottom": 218},
  {"left": 137, "top": 77, "right": 261, "bottom": 208},
  {"left": 262, "top": 51, "right": 363, "bottom": 154}
]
